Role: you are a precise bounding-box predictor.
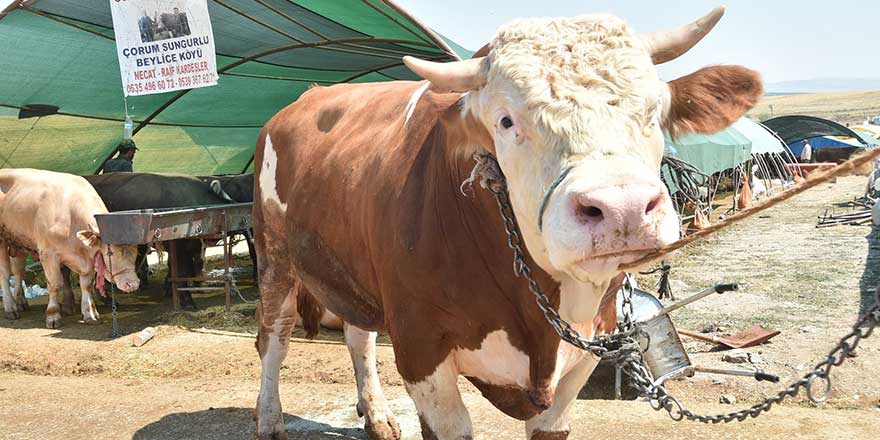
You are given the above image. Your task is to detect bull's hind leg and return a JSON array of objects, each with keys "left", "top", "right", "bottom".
[
  {"left": 344, "top": 323, "right": 400, "bottom": 440},
  {"left": 254, "top": 270, "right": 297, "bottom": 439},
  {"left": 0, "top": 245, "right": 18, "bottom": 320},
  {"left": 11, "top": 255, "right": 28, "bottom": 312},
  {"left": 60, "top": 266, "right": 76, "bottom": 316}
]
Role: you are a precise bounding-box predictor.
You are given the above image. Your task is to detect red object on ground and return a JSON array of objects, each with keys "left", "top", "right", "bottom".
[
  {"left": 785, "top": 163, "right": 836, "bottom": 177},
  {"left": 739, "top": 172, "right": 753, "bottom": 209}
]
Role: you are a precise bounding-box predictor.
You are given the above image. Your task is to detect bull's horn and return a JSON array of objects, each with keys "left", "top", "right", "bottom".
[
  {"left": 642, "top": 5, "right": 726, "bottom": 65},
  {"left": 471, "top": 43, "right": 491, "bottom": 59},
  {"left": 403, "top": 56, "right": 488, "bottom": 93}
]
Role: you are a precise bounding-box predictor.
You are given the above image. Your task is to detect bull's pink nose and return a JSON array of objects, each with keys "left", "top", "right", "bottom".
[{"left": 574, "top": 183, "right": 666, "bottom": 229}]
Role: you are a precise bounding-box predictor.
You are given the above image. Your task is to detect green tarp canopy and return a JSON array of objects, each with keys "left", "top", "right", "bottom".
[
  {"left": 665, "top": 117, "right": 787, "bottom": 176},
  {"left": 0, "top": 0, "right": 468, "bottom": 176}
]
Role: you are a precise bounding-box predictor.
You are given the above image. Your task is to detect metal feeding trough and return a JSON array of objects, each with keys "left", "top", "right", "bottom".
[
  {"left": 94, "top": 203, "right": 252, "bottom": 245},
  {"left": 611, "top": 282, "right": 779, "bottom": 397},
  {"left": 94, "top": 203, "right": 254, "bottom": 311}
]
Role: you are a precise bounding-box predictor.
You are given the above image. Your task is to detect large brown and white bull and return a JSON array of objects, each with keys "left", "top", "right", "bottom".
[
  {"left": 253, "top": 8, "right": 762, "bottom": 440},
  {"left": 0, "top": 169, "right": 140, "bottom": 328}
]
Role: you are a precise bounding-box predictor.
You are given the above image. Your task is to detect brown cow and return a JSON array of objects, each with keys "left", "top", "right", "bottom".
[
  {"left": 253, "top": 8, "right": 762, "bottom": 440},
  {"left": 0, "top": 169, "right": 140, "bottom": 328}
]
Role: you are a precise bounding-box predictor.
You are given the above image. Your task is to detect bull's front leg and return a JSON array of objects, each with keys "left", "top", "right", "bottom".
[
  {"left": 344, "top": 323, "right": 400, "bottom": 440},
  {"left": 404, "top": 356, "right": 473, "bottom": 440},
  {"left": 524, "top": 356, "right": 599, "bottom": 440},
  {"left": 40, "top": 253, "right": 65, "bottom": 329},
  {"left": 77, "top": 271, "right": 101, "bottom": 324},
  {"left": 0, "top": 245, "right": 18, "bottom": 320},
  {"left": 11, "top": 255, "right": 28, "bottom": 313}
]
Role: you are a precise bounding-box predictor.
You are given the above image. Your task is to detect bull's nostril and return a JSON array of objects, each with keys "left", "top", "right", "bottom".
[
  {"left": 645, "top": 198, "right": 659, "bottom": 215},
  {"left": 577, "top": 205, "right": 604, "bottom": 222}
]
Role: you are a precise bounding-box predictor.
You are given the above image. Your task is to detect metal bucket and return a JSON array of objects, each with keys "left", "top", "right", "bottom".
[{"left": 617, "top": 288, "right": 693, "bottom": 386}]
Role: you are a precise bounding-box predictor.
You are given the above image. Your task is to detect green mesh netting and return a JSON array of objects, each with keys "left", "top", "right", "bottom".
[{"left": 0, "top": 0, "right": 467, "bottom": 176}]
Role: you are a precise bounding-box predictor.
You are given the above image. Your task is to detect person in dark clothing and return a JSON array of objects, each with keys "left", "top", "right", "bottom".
[
  {"left": 138, "top": 10, "right": 155, "bottom": 43},
  {"left": 174, "top": 7, "right": 190, "bottom": 36},
  {"left": 161, "top": 10, "right": 180, "bottom": 38},
  {"left": 102, "top": 140, "right": 139, "bottom": 173}
]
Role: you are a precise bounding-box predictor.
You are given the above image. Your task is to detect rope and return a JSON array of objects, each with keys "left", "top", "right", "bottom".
[{"left": 621, "top": 147, "right": 880, "bottom": 270}]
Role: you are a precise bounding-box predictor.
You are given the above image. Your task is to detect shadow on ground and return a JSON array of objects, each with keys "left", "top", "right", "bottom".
[{"left": 131, "top": 408, "right": 367, "bottom": 440}]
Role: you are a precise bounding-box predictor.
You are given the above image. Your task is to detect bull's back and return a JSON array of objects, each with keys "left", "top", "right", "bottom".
[
  {"left": 85, "top": 173, "right": 225, "bottom": 211},
  {"left": 0, "top": 169, "right": 106, "bottom": 250}
]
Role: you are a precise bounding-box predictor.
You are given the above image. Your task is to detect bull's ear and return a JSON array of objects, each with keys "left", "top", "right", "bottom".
[
  {"left": 76, "top": 230, "right": 102, "bottom": 249},
  {"left": 663, "top": 65, "right": 763, "bottom": 139}
]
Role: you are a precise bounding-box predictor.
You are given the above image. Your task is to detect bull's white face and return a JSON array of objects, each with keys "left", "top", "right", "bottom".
[
  {"left": 405, "top": 7, "right": 761, "bottom": 322},
  {"left": 466, "top": 16, "right": 680, "bottom": 284}
]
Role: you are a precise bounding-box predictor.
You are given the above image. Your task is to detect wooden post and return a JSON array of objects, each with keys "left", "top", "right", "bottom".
[{"left": 168, "top": 240, "right": 180, "bottom": 310}]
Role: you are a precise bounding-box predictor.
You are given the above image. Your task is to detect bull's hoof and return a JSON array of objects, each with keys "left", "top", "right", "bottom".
[
  {"left": 15, "top": 299, "right": 29, "bottom": 312},
  {"left": 45, "top": 313, "right": 62, "bottom": 329},
  {"left": 5, "top": 310, "right": 20, "bottom": 320},
  {"left": 82, "top": 317, "right": 102, "bottom": 325},
  {"left": 365, "top": 413, "right": 401, "bottom": 440},
  {"left": 61, "top": 302, "right": 75, "bottom": 316},
  {"left": 253, "top": 429, "right": 288, "bottom": 440}
]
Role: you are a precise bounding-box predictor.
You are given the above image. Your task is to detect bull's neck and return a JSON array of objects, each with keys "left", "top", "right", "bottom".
[
  {"left": 433, "top": 104, "right": 607, "bottom": 327},
  {"left": 435, "top": 104, "right": 563, "bottom": 317}
]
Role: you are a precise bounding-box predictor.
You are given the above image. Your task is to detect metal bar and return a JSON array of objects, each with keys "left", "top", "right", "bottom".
[
  {"left": 177, "top": 286, "right": 227, "bottom": 292},
  {"left": 614, "top": 366, "right": 622, "bottom": 400},
  {"left": 169, "top": 276, "right": 228, "bottom": 282},
  {"left": 223, "top": 211, "right": 232, "bottom": 311},
  {"left": 360, "top": 0, "right": 434, "bottom": 46},
  {"left": 0, "top": 103, "right": 261, "bottom": 129},
  {"left": 656, "top": 283, "right": 739, "bottom": 317},
  {"left": 169, "top": 240, "right": 180, "bottom": 311},
  {"left": 252, "top": 0, "right": 425, "bottom": 58},
  {"left": 693, "top": 366, "right": 780, "bottom": 383},
  {"left": 95, "top": 203, "right": 253, "bottom": 245},
  {"left": 123, "top": 37, "right": 434, "bottom": 154},
  {"left": 221, "top": 71, "right": 337, "bottom": 83},
  {"left": 380, "top": 0, "right": 464, "bottom": 60},
  {"left": 21, "top": 7, "right": 113, "bottom": 40},
  {"left": 213, "top": 0, "right": 400, "bottom": 60}
]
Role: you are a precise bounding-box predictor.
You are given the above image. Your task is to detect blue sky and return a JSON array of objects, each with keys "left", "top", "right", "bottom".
[{"left": 397, "top": 0, "right": 880, "bottom": 83}]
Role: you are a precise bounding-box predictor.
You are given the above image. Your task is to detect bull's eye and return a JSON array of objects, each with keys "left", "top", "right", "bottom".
[{"left": 500, "top": 116, "right": 514, "bottom": 129}]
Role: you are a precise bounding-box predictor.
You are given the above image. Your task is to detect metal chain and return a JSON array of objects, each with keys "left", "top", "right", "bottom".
[
  {"left": 475, "top": 153, "right": 880, "bottom": 423},
  {"left": 105, "top": 248, "right": 121, "bottom": 338},
  {"left": 623, "top": 297, "right": 879, "bottom": 423},
  {"left": 477, "top": 154, "right": 641, "bottom": 361},
  {"left": 228, "top": 272, "right": 258, "bottom": 304}
]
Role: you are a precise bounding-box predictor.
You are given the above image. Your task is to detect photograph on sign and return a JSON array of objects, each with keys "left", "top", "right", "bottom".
[
  {"left": 110, "top": 0, "right": 217, "bottom": 97},
  {"left": 138, "top": 7, "right": 191, "bottom": 42}
]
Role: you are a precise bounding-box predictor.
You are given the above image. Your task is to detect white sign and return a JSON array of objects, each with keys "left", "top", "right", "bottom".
[{"left": 110, "top": 0, "right": 218, "bottom": 96}]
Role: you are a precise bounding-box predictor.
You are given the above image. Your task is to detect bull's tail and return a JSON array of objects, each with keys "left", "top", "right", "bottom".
[{"left": 296, "top": 283, "right": 325, "bottom": 339}]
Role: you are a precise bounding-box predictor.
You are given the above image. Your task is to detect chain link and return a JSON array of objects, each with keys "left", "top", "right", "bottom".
[
  {"left": 106, "top": 248, "right": 121, "bottom": 338},
  {"left": 475, "top": 153, "right": 880, "bottom": 423},
  {"left": 478, "top": 154, "right": 641, "bottom": 361}
]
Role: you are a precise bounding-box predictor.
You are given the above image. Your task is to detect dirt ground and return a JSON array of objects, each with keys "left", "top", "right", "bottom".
[{"left": 1, "top": 176, "right": 879, "bottom": 439}]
